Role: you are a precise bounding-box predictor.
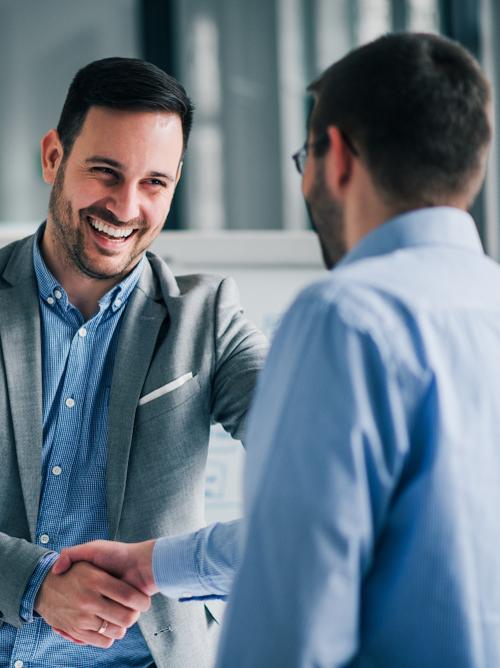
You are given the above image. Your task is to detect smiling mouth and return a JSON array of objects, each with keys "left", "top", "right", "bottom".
[{"left": 86, "top": 215, "right": 138, "bottom": 240}]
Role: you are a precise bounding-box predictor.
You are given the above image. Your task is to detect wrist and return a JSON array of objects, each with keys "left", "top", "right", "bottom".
[
  {"left": 29, "top": 553, "right": 59, "bottom": 620},
  {"left": 135, "top": 540, "right": 159, "bottom": 595},
  {"left": 34, "top": 569, "right": 53, "bottom": 616}
]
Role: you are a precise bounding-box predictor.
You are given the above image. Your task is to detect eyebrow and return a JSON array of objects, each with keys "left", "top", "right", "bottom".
[{"left": 85, "top": 155, "right": 176, "bottom": 183}]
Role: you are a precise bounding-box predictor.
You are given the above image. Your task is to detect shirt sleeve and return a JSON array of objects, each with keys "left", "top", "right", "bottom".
[
  {"left": 20, "top": 552, "right": 59, "bottom": 622},
  {"left": 152, "top": 520, "right": 242, "bottom": 600},
  {"left": 216, "top": 288, "right": 416, "bottom": 668}
]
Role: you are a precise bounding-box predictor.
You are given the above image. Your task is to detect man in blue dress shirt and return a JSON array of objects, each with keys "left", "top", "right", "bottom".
[
  {"left": 215, "top": 32, "right": 499, "bottom": 667},
  {"left": 58, "top": 31, "right": 500, "bottom": 667}
]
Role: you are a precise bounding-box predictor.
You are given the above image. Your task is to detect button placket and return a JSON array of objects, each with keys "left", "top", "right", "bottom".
[{"left": 37, "top": 326, "right": 90, "bottom": 550}]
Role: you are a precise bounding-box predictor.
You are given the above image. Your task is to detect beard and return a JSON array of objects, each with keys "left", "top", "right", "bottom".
[
  {"left": 305, "top": 162, "right": 346, "bottom": 270},
  {"left": 48, "top": 163, "right": 143, "bottom": 280}
]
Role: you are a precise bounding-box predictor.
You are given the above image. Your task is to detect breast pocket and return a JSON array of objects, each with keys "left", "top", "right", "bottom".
[{"left": 135, "top": 373, "right": 201, "bottom": 425}]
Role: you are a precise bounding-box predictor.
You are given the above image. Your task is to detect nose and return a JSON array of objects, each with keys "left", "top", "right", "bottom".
[{"left": 106, "top": 183, "right": 141, "bottom": 223}]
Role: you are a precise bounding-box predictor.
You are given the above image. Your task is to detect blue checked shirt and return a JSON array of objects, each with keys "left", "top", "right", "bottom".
[{"left": 0, "top": 229, "right": 153, "bottom": 667}]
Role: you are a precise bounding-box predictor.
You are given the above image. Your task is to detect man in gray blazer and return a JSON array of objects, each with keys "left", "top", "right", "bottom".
[{"left": 0, "top": 57, "right": 267, "bottom": 667}]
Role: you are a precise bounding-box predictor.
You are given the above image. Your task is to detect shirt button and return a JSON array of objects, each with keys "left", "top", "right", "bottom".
[
  {"left": 47, "top": 296, "right": 55, "bottom": 305},
  {"left": 113, "top": 298, "right": 122, "bottom": 309},
  {"left": 54, "top": 289, "right": 63, "bottom": 300},
  {"left": 14, "top": 661, "right": 24, "bottom": 668},
  {"left": 65, "top": 398, "right": 75, "bottom": 408},
  {"left": 52, "top": 465, "right": 62, "bottom": 476},
  {"left": 78, "top": 327, "right": 87, "bottom": 338},
  {"left": 40, "top": 534, "right": 50, "bottom": 545}
]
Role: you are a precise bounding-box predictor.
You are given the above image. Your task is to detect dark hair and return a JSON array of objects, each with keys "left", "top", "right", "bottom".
[
  {"left": 308, "top": 33, "right": 491, "bottom": 206},
  {"left": 57, "top": 57, "right": 194, "bottom": 157}
]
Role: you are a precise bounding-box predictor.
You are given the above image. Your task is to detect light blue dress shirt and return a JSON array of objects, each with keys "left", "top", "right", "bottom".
[
  {"left": 216, "top": 207, "right": 500, "bottom": 667},
  {"left": 0, "top": 229, "right": 153, "bottom": 667},
  {"left": 153, "top": 520, "right": 241, "bottom": 600}
]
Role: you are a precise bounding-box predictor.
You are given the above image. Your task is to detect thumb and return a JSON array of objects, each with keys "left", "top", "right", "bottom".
[
  {"left": 51, "top": 542, "right": 105, "bottom": 575},
  {"left": 52, "top": 552, "right": 73, "bottom": 575}
]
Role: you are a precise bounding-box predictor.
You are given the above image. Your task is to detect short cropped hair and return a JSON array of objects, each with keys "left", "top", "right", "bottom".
[
  {"left": 308, "top": 33, "right": 491, "bottom": 206},
  {"left": 57, "top": 57, "right": 194, "bottom": 157}
]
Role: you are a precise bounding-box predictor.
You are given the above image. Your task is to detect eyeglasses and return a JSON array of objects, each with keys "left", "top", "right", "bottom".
[
  {"left": 292, "top": 130, "right": 359, "bottom": 175},
  {"left": 292, "top": 134, "right": 329, "bottom": 175}
]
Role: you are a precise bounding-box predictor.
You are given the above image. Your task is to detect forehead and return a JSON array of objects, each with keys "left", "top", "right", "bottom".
[{"left": 70, "top": 106, "right": 184, "bottom": 169}]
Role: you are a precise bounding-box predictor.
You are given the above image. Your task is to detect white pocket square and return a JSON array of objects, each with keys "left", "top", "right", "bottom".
[{"left": 138, "top": 372, "right": 194, "bottom": 406}]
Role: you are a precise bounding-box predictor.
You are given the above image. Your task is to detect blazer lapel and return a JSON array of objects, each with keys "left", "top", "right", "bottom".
[
  {"left": 106, "top": 259, "right": 169, "bottom": 538},
  {"left": 0, "top": 237, "right": 43, "bottom": 541}
]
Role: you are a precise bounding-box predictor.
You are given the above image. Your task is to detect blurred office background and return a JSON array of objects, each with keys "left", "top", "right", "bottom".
[
  {"left": 0, "top": 0, "right": 499, "bottom": 254},
  {"left": 0, "top": 0, "right": 497, "bottom": 521}
]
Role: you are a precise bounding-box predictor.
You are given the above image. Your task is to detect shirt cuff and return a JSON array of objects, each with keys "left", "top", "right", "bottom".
[
  {"left": 152, "top": 520, "right": 242, "bottom": 601},
  {"left": 20, "top": 552, "right": 59, "bottom": 622}
]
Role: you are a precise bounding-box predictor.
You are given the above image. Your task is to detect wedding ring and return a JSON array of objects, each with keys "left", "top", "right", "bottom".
[{"left": 97, "top": 618, "right": 109, "bottom": 635}]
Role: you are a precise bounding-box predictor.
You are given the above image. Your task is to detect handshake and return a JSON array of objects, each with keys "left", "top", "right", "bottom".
[{"left": 35, "top": 540, "right": 158, "bottom": 649}]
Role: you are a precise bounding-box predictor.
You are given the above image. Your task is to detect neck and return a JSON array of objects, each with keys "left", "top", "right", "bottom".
[
  {"left": 56, "top": 272, "right": 119, "bottom": 321},
  {"left": 343, "top": 168, "right": 400, "bottom": 251},
  {"left": 344, "top": 200, "right": 397, "bottom": 251},
  {"left": 40, "top": 227, "right": 122, "bottom": 321},
  {"left": 342, "top": 161, "right": 475, "bottom": 253}
]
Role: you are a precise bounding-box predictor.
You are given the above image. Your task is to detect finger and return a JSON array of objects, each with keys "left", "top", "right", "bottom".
[
  {"left": 98, "top": 573, "right": 151, "bottom": 613},
  {"left": 95, "top": 596, "right": 141, "bottom": 628},
  {"left": 58, "top": 543, "right": 101, "bottom": 567},
  {"left": 61, "top": 626, "right": 115, "bottom": 650},
  {"left": 76, "top": 631, "right": 115, "bottom": 649},
  {"left": 52, "top": 553, "right": 72, "bottom": 575},
  {"left": 53, "top": 618, "right": 124, "bottom": 647},
  {"left": 52, "top": 542, "right": 109, "bottom": 578},
  {"left": 52, "top": 627, "right": 85, "bottom": 644},
  {"left": 93, "top": 619, "right": 127, "bottom": 641}
]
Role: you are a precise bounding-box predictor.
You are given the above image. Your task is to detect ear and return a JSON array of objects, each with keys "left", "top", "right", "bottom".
[
  {"left": 325, "top": 126, "right": 354, "bottom": 193},
  {"left": 40, "top": 129, "right": 64, "bottom": 185}
]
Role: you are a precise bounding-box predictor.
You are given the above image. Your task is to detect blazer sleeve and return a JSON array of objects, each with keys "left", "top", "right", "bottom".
[
  {"left": 210, "top": 276, "right": 268, "bottom": 443},
  {"left": 0, "top": 532, "right": 53, "bottom": 627}
]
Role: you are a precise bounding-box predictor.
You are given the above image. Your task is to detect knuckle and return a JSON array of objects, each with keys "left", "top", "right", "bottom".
[
  {"left": 79, "top": 595, "right": 95, "bottom": 612},
  {"left": 121, "top": 609, "right": 140, "bottom": 627},
  {"left": 121, "top": 589, "right": 135, "bottom": 606},
  {"left": 67, "top": 624, "right": 82, "bottom": 639},
  {"left": 115, "top": 626, "right": 127, "bottom": 640}
]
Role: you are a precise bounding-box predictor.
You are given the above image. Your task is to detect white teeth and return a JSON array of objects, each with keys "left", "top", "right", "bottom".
[{"left": 88, "top": 216, "right": 134, "bottom": 238}]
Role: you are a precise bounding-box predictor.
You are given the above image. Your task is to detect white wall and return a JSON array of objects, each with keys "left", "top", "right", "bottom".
[{"left": 0, "top": 0, "right": 139, "bottom": 222}]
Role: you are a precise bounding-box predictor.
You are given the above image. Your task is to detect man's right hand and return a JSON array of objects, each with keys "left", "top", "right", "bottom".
[{"left": 35, "top": 561, "right": 151, "bottom": 649}]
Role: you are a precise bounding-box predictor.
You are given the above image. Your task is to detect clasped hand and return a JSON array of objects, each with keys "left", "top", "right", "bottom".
[{"left": 36, "top": 540, "right": 156, "bottom": 649}]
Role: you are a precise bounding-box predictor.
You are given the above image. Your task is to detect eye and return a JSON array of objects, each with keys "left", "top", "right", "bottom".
[
  {"left": 145, "top": 178, "right": 168, "bottom": 188},
  {"left": 90, "top": 166, "right": 118, "bottom": 178}
]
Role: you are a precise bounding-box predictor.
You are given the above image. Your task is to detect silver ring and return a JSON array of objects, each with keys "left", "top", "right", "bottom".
[{"left": 97, "top": 619, "right": 109, "bottom": 635}]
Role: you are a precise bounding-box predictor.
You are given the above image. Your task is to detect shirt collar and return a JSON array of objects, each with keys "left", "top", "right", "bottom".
[
  {"left": 33, "top": 223, "right": 145, "bottom": 313},
  {"left": 337, "top": 207, "right": 484, "bottom": 270}
]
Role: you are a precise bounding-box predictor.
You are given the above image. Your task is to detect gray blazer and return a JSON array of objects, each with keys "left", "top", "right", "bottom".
[{"left": 0, "top": 234, "right": 268, "bottom": 667}]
